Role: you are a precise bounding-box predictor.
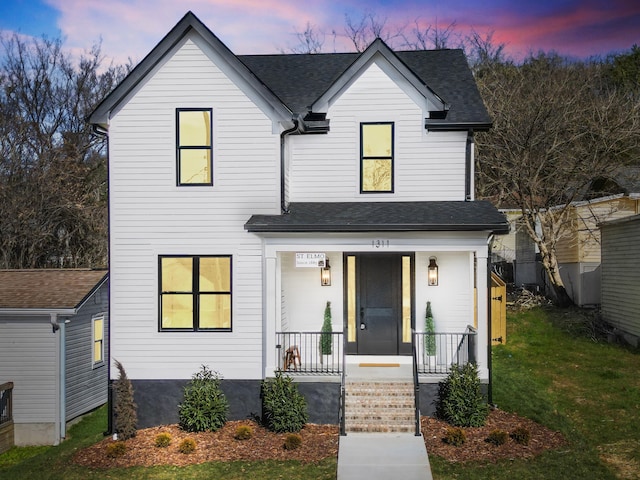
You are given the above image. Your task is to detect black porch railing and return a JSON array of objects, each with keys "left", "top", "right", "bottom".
[
  {"left": 414, "top": 327, "right": 477, "bottom": 375},
  {"left": 276, "top": 331, "right": 343, "bottom": 374}
]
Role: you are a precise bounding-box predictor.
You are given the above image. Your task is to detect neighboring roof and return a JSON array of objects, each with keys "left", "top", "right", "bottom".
[
  {"left": 600, "top": 213, "right": 640, "bottom": 228},
  {"left": 90, "top": 11, "right": 491, "bottom": 131},
  {"left": 245, "top": 201, "right": 509, "bottom": 233},
  {"left": 0, "top": 269, "right": 107, "bottom": 310}
]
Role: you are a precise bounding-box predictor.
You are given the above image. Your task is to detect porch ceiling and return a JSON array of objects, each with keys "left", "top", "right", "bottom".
[{"left": 245, "top": 201, "right": 509, "bottom": 233}]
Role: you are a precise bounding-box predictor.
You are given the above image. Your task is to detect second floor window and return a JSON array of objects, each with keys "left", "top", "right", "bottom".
[
  {"left": 177, "top": 108, "right": 212, "bottom": 185},
  {"left": 361, "top": 122, "right": 394, "bottom": 193}
]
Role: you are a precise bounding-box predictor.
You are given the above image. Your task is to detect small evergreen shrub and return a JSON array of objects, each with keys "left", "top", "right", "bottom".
[
  {"left": 262, "top": 371, "right": 308, "bottom": 433},
  {"left": 106, "top": 441, "right": 127, "bottom": 457},
  {"left": 320, "top": 301, "right": 333, "bottom": 355},
  {"left": 436, "top": 362, "right": 489, "bottom": 427},
  {"left": 424, "top": 301, "right": 436, "bottom": 356},
  {"left": 511, "top": 426, "right": 531, "bottom": 445},
  {"left": 178, "top": 365, "right": 228, "bottom": 432},
  {"left": 114, "top": 360, "right": 137, "bottom": 440},
  {"left": 178, "top": 437, "right": 197, "bottom": 454},
  {"left": 486, "top": 429, "right": 509, "bottom": 446},
  {"left": 234, "top": 425, "right": 253, "bottom": 440},
  {"left": 443, "top": 427, "right": 466, "bottom": 446},
  {"left": 154, "top": 432, "right": 172, "bottom": 448},
  {"left": 283, "top": 433, "right": 302, "bottom": 450}
]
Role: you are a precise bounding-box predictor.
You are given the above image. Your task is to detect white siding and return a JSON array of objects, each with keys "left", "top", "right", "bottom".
[
  {"left": 0, "top": 318, "right": 57, "bottom": 424},
  {"left": 288, "top": 61, "right": 466, "bottom": 202},
  {"left": 601, "top": 216, "right": 640, "bottom": 340},
  {"left": 108, "top": 35, "right": 280, "bottom": 381}
]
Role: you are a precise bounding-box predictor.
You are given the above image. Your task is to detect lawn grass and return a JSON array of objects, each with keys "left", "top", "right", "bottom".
[
  {"left": 429, "top": 306, "right": 640, "bottom": 480},
  {"left": 0, "top": 404, "right": 336, "bottom": 480},
  {"left": 2, "top": 306, "right": 639, "bottom": 479}
]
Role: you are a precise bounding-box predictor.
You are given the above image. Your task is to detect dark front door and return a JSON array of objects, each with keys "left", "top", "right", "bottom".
[{"left": 357, "top": 254, "right": 401, "bottom": 355}]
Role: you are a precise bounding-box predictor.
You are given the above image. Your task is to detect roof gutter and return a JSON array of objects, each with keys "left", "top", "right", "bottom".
[{"left": 280, "top": 120, "right": 300, "bottom": 214}]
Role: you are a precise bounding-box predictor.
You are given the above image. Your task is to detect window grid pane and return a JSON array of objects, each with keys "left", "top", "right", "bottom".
[
  {"left": 361, "top": 122, "right": 393, "bottom": 193},
  {"left": 160, "top": 255, "right": 232, "bottom": 331}
]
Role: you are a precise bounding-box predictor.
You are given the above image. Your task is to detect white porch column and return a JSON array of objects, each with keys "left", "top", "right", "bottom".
[
  {"left": 475, "top": 249, "right": 489, "bottom": 381},
  {"left": 264, "top": 254, "right": 278, "bottom": 378}
]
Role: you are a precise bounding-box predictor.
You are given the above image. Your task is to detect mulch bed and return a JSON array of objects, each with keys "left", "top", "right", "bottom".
[
  {"left": 422, "top": 408, "right": 567, "bottom": 463},
  {"left": 73, "top": 409, "right": 565, "bottom": 469}
]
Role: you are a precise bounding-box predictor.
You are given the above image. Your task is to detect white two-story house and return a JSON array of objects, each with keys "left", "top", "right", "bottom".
[{"left": 90, "top": 11, "right": 508, "bottom": 430}]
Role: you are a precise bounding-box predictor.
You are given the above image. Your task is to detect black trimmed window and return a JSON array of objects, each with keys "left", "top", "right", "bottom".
[
  {"left": 361, "top": 122, "right": 394, "bottom": 193},
  {"left": 176, "top": 108, "right": 213, "bottom": 185},
  {"left": 159, "top": 255, "right": 232, "bottom": 331}
]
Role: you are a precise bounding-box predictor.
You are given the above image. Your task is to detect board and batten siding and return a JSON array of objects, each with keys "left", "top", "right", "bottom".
[
  {"left": 108, "top": 34, "right": 280, "bottom": 381},
  {"left": 0, "top": 317, "right": 58, "bottom": 443},
  {"left": 288, "top": 61, "right": 466, "bottom": 202},
  {"left": 65, "top": 282, "right": 108, "bottom": 421},
  {"left": 601, "top": 215, "right": 640, "bottom": 342}
]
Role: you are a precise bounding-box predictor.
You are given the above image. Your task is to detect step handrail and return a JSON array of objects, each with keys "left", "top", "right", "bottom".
[{"left": 411, "top": 328, "right": 421, "bottom": 436}]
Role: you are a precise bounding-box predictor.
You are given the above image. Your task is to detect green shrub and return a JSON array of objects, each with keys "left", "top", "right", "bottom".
[
  {"left": 154, "top": 432, "right": 172, "bottom": 448},
  {"left": 114, "top": 360, "right": 137, "bottom": 440},
  {"left": 284, "top": 433, "right": 302, "bottom": 450},
  {"left": 486, "top": 429, "right": 509, "bottom": 446},
  {"left": 261, "top": 371, "right": 308, "bottom": 433},
  {"left": 436, "top": 362, "right": 489, "bottom": 427},
  {"left": 425, "top": 301, "right": 436, "bottom": 356},
  {"left": 178, "top": 437, "right": 197, "bottom": 454},
  {"left": 234, "top": 425, "right": 253, "bottom": 440},
  {"left": 320, "top": 301, "right": 333, "bottom": 355},
  {"left": 106, "top": 441, "right": 127, "bottom": 457},
  {"left": 511, "top": 426, "right": 531, "bottom": 445},
  {"left": 178, "top": 365, "right": 228, "bottom": 432},
  {"left": 443, "top": 427, "right": 466, "bottom": 446}
]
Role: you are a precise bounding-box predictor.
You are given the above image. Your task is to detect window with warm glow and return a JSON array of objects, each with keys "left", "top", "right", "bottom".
[
  {"left": 361, "top": 122, "right": 393, "bottom": 193},
  {"left": 177, "top": 109, "right": 212, "bottom": 185},
  {"left": 159, "top": 255, "right": 232, "bottom": 331},
  {"left": 92, "top": 316, "right": 104, "bottom": 366}
]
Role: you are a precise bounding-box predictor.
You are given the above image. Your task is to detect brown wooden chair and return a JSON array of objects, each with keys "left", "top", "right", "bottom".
[{"left": 284, "top": 345, "right": 301, "bottom": 371}]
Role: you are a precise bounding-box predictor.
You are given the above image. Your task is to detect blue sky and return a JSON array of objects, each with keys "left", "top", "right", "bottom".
[{"left": 1, "top": 0, "right": 639, "bottom": 66}]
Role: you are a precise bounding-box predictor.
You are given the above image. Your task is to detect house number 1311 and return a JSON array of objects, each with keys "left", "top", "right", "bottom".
[{"left": 372, "top": 239, "right": 390, "bottom": 248}]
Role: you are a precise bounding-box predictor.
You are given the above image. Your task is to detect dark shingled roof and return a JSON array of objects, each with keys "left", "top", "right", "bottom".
[
  {"left": 245, "top": 201, "right": 509, "bottom": 233},
  {"left": 238, "top": 49, "right": 491, "bottom": 126},
  {"left": 0, "top": 269, "right": 107, "bottom": 310}
]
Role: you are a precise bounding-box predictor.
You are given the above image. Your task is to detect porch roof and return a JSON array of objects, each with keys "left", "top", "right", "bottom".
[{"left": 245, "top": 201, "right": 509, "bottom": 233}]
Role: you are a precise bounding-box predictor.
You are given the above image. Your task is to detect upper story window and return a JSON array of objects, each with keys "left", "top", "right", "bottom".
[
  {"left": 361, "top": 122, "right": 394, "bottom": 193},
  {"left": 176, "top": 108, "right": 213, "bottom": 185},
  {"left": 159, "top": 255, "right": 232, "bottom": 331}
]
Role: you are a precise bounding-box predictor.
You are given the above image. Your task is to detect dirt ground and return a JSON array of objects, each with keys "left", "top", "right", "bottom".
[{"left": 73, "top": 408, "right": 565, "bottom": 468}]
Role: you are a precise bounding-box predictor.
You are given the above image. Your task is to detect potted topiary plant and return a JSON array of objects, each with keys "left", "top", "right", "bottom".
[
  {"left": 320, "top": 301, "right": 332, "bottom": 365},
  {"left": 425, "top": 301, "right": 436, "bottom": 370}
]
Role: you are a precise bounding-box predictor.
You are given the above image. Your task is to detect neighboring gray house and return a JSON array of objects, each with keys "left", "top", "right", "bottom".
[
  {"left": 600, "top": 214, "right": 640, "bottom": 347},
  {"left": 0, "top": 269, "right": 108, "bottom": 445}
]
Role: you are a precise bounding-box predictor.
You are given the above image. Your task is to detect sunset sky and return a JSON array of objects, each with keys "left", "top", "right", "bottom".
[{"left": 1, "top": 0, "right": 638, "bottom": 65}]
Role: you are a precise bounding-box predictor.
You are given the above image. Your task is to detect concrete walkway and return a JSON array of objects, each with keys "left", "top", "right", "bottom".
[{"left": 337, "top": 432, "right": 433, "bottom": 480}]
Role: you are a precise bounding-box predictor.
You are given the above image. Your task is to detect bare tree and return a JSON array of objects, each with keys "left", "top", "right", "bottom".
[
  {"left": 475, "top": 53, "right": 640, "bottom": 305},
  {"left": 287, "top": 22, "right": 325, "bottom": 54},
  {"left": 343, "top": 12, "right": 405, "bottom": 52},
  {"left": 403, "top": 18, "right": 460, "bottom": 50},
  {"left": 0, "top": 34, "right": 127, "bottom": 268}
]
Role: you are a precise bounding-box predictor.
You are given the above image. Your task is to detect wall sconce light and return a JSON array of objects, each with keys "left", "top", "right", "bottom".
[
  {"left": 428, "top": 256, "right": 438, "bottom": 286},
  {"left": 320, "top": 258, "right": 331, "bottom": 286}
]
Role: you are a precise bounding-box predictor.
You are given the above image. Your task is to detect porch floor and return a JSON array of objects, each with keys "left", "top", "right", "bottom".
[{"left": 344, "top": 355, "right": 413, "bottom": 382}]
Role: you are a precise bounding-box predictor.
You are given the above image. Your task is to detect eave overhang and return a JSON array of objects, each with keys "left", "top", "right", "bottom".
[{"left": 245, "top": 201, "right": 510, "bottom": 235}]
